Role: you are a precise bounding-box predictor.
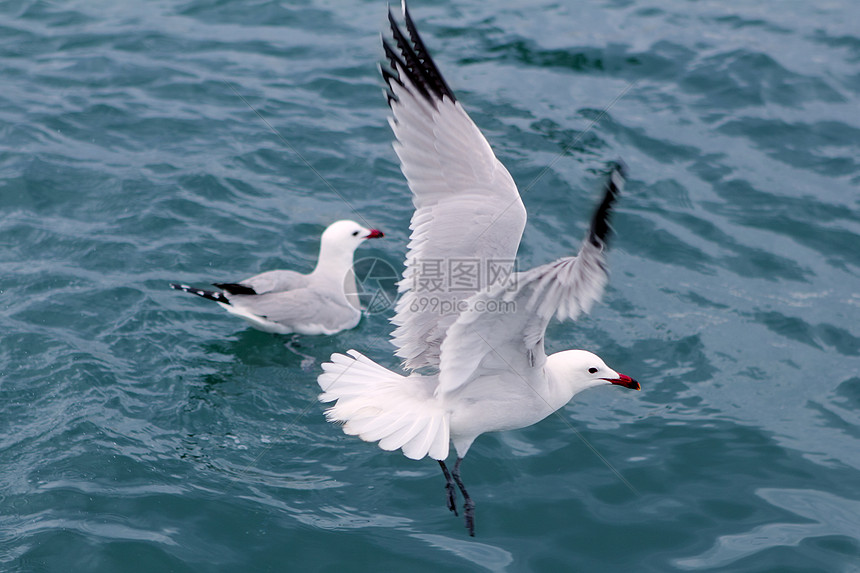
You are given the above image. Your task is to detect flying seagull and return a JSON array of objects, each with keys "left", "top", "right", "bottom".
[
  {"left": 171, "top": 219, "right": 384, "bottom": 335},
  {"left": 318, "top": 3, "right": 638, "bottom": 536}
]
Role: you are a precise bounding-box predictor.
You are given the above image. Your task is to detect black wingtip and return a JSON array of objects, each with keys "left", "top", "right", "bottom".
[
  {"left": 382, "top": 1, "right": 456, "bottom": 108},
  {"left": 170, "top": 283, "right": 231, "bottom": 304},
  {"left": 588, "top": 161, "right": 627, "bottom": 248},
  {"left": 609, "top": 158, "right": 628, "bottom": 180},
  {"left": 213, "top": 282, "right": 258, "bottom": 296}
]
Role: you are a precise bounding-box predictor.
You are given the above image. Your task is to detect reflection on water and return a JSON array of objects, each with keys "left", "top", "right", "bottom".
[{"left": 413, "top": 534, "right": 514, "bottom": 572}]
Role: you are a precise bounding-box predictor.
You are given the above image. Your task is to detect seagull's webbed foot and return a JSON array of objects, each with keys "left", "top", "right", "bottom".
[
  {"left": 452, "top": 457, "right": 475, "bottom": 536},
  {"left": 438, "top": 460, "right": 458, "bottom": 516}
]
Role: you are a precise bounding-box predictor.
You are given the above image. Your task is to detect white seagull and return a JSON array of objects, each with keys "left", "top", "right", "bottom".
[
  {"left": 171, "top": 219, "right": 384, "bottom": 335},
  {"left": 318, "top": 3, "right": 639, "bottom": 536}
]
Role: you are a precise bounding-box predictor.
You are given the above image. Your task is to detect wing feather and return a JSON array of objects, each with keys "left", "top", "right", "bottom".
[
  {"left": 383, "top": 3, "right": 527, "bottom": 370},
  {"left": 436, "top": 164, "right": 627, "bottom": 396},
  {"left": 230, "top": 269, "right": 309, "bottom": 295},
  {"left": 229, "top": 288, "right": 354, "bottom": 331}
]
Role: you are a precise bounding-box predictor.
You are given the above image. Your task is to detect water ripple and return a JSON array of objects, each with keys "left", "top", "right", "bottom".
[
  {"left": 675, "top": 488, "right": 860, "bottom": 569},
  {"left": 1, "top": 0, "right": 859, "bottom": 570}
]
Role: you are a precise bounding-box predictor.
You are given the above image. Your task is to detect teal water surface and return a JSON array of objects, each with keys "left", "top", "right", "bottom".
[{"left": 2, "top": 0, "right": 860, "bottom": 571}]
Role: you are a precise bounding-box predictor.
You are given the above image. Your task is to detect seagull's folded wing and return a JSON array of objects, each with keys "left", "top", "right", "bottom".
[
  {"left": 384, "top": 3, "right": 527, "bottom": 370},
  {"left": 231, "top": 288, "right": 352, "bottom": 330},
  {"left": 236, "top": 269, "right": 309, "bottom": 295},
  {"left": 436, "top": 164, "right": 626, "bottom": 396}
]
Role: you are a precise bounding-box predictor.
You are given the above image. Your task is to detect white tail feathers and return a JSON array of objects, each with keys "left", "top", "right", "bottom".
[{"left": 318, "top": 350, "right": 450, "bottom": 461}]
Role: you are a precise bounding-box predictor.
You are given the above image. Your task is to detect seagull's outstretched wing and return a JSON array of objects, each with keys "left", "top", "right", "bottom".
[
  {"left": 436, "top": 164, "right": 626, "bottom": 396},
  {"left": 384, "top": 2, "right": 527, "bottom": 371}
]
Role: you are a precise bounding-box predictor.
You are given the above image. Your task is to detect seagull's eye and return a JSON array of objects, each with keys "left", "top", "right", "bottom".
[
  {"left": 588, "top": 367, "right": 598, "bottom": 374},
  {"left": 352, "top": 231, "right": 360, "bottom": 236}
]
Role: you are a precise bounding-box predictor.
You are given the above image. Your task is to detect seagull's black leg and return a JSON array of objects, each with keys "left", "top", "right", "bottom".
[
  {"left": 452, "top": 457, "right": 475, "bottom": 536},
  {"left": 438, "top": 460, "right": 458, "bottom": 516}
]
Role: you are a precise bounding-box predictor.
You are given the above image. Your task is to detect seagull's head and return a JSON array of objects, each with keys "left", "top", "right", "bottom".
[
  {"left": 548, "top": 349, "right": 640, "bottom": 396},
  {"left": 321, "top": 220, "right": 385, "bottom": 252}
]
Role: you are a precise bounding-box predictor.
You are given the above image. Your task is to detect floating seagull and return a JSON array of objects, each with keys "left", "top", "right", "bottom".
[
  {"left": 170, "top": 220, "right": 384, "bottom": 335},
  {"left": 317, "top": 3, "right": 639, "bottom": 536}
]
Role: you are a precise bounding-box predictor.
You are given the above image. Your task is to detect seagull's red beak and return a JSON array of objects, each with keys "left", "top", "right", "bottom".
[
  {"left": 365, "top": 229, "right": 384, "bottom": 239},
  {"left": 603, "top": 373, "right": 640, "bottom": 391}
]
